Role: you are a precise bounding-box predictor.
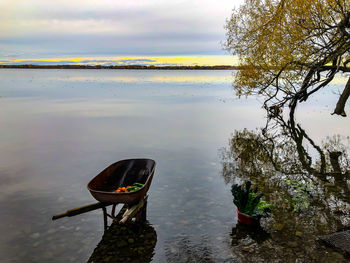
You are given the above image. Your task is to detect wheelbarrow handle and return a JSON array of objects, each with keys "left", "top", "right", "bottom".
[{"left": 52, "top": 202, "right": 109, "bottom": 220}]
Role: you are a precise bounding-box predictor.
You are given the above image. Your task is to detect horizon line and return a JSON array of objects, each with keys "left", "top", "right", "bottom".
[
  {"left": 0, "top": 55, "right": 239, "bottom": 67},
  {"left": 0, "top": 64, "right": 240, "bottom": 70}
]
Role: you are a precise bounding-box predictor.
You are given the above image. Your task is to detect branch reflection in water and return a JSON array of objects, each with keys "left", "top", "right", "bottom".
[{"left": 221, "top": 116, "right": 350, "bottom": 262}]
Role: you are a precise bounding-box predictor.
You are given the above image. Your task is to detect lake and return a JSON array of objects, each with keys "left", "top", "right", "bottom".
[{"left": 0, "top": 69, "right": 349, "bottom": 262}]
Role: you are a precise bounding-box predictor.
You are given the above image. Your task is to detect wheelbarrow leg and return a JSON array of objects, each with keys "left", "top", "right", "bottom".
[
  {"left": 111, "top": 204, "right": 117, "bottom": 217},
  {"left": 135, "top": 197, "right": 148, "bottom": 223},
  {"left": 140, "top": 199, "right": 147, "bottom": 222},
  {"left": 102, "top": 206, "right": 108, "bottom": 232}
]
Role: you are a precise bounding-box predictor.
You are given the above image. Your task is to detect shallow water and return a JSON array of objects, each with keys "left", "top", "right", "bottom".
[{"left": 0, "top": 69, "right": 349, "bottom": 262}]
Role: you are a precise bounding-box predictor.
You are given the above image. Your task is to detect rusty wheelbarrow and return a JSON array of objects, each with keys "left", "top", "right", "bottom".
[{"left": 52, "top": 158, "right": 156, "bottom": 230}]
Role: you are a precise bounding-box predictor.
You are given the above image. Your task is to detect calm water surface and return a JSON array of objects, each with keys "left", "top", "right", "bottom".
[{"left": 0, "top": 69, "right": 349, "bottom": 262}]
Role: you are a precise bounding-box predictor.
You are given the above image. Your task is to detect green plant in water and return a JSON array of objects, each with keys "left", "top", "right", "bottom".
[
  {"left": 231, "top": 181, "right": 273, "bottom": 219},
  {"left": 284, "top": 178, "right": 315, "bottom": 212}
]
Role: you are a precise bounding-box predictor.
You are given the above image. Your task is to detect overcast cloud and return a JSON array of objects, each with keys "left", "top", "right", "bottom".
[{"left": 0, "top": 0, "right": 243, "bottom": 58}]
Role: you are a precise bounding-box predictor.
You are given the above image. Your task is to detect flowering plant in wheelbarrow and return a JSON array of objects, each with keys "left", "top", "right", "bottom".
[{"left": 231, "top": 181, "right": 273, "bottom": 225}]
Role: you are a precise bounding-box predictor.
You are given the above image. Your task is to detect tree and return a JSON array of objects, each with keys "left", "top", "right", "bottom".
[{"left": 224, "top": 0, "right": 350, "bottom": 118}]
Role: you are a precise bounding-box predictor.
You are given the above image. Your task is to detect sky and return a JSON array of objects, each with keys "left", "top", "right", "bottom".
[{"left": 0, "top": 0, "right": 243, "bottom": 65}]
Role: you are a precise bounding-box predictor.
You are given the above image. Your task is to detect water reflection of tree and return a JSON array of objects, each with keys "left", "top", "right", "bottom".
[{"left": 221, "top": 117, "right": 350, "bottom": 262}]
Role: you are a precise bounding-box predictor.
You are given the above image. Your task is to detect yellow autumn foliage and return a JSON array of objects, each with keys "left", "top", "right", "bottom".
[{"left": 224, "top": 0, "right": 350, "bottom": 116}]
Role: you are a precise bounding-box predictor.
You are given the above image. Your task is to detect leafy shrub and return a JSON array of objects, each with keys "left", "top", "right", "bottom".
[{"left": 231, "top": 181, "right": 273, "bottom": 219}]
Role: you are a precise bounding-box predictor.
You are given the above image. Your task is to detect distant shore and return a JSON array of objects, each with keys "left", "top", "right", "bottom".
[{"left": 0, "top": 64, "right": 239, "bottom": 70}]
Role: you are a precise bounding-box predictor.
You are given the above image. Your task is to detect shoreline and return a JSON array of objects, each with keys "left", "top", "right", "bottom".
[{"left": 0, "top": 64, "right": 239, "bottom": 70}]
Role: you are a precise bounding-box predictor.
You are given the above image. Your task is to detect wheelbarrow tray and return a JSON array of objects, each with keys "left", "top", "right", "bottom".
[{"left": 87, "top": 159, "right": 155, "bottom": 205}]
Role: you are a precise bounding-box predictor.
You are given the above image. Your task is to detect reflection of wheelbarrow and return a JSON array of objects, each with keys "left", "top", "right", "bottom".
[
  {"left": 87, "top": 221, "right": 157, "bottom": 263},
  {"left": 52, "top": 159, "right": 156, "bottom": 230}
]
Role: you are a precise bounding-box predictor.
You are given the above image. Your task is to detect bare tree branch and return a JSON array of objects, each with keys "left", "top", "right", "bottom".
[{"left": 332, "top": 77, "right": 350, "bottom": 116}]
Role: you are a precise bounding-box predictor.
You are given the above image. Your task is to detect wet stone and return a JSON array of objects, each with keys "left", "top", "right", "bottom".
[
  {"left": 274, "top": 223, "right": 284, "bottom": 231},
  {"left": 329, "top": 252, "right": 346, "bottom": 261},
  {"left": 31, "top": 233, "right": 40, "bottom": 239},
  {"left": 116, "top": 240, "right": 128, "bottom": 248},
  {"left": 295, "top": 231, "right": 302, "bottom": 237},
  {"left": 103, "top": 256, "right": 112, "bottom": 263},
  {"left": 241, "top": 237, "right": 255, "bottom": 246},
  {"left": 324, "top": 182, "right": 334, "bottom": 187},
  {"left": 241, "top": 247, "right": 254, "bottom": 253},
  {"left": 287, "top": 241, "right": 298, "bottom": 248}
]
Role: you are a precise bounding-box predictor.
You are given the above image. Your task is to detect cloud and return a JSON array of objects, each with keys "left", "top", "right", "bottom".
[
  {"left": 0, "top": 0, "right": 243, "bottom": 58},
  {"left": 0, "top": 32, "right": 223, "bottom": 57}
]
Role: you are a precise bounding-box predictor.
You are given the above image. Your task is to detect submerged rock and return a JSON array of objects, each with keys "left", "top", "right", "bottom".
[{"left": 319, "top": 230, "right": 350, "bottom": 255}]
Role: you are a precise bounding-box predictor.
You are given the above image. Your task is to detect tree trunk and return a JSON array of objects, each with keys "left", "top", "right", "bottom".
[
  {"left": 328, "top": 151, "right": 342, "bottom": 173},
  {"left": 332, "top": 77, "right": 350, "bottom": 117}
]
